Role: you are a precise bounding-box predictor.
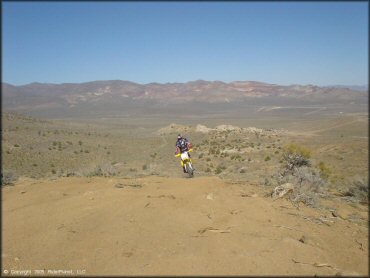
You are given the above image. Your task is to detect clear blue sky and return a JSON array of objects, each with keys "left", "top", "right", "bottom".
[{"left": 3, "top": 1, "right": 368, "bottom": 86}]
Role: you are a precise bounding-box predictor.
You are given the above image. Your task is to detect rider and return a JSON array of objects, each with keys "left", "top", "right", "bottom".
[{"left": 175, "top": 134, "right": 192, "bottom": 173}]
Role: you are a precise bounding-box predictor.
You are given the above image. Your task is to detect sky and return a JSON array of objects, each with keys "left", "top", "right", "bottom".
[{"left": 2, "top": 1, "right": 368, "bottom": 86}]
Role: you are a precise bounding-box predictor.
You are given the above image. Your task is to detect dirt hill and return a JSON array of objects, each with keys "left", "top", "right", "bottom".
[{"left": 2, "top": 176, "right": 368, "bottom": 276}]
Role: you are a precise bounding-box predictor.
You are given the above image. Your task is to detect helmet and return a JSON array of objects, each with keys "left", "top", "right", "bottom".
[{"left": 177, "top": 134, "right": 182, "bottom": 140}]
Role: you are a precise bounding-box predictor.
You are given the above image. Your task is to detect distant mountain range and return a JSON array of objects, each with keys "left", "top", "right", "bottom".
[
  {"left": 324, "top": 85, "right": 368, "bottom": 91},
  {"left": 2, "top": 80, "right": 368, "bottom": 117}
]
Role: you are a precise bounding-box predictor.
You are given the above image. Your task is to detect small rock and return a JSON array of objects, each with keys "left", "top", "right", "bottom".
[
  {"left": 299, "top": 235, "right": 306, "bottom": 243},
  {"left": 122, "top": 252, "right": 133, "bottom": 257},
  {"left": 272, "top": 183, "right": 294, "bottom": 199},
  {"left": 331, "top": 211, "right": 338, "bottom": 217},
  {"left": 14, "top": 257, "right": 20, "bottom": 262},
  {"left": 206, "top": 193, "right": 214, "bottom": 200},
  {"left": 251, "top": 193, "right": 258, "bottom": 198},
  {"left": 20, "top": 191, "right": 26, "bottom": 194}
]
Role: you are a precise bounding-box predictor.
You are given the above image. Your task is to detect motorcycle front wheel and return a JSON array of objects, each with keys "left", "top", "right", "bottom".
[{"left": 187, "top": 162, "right": 194, "bottom": 177}]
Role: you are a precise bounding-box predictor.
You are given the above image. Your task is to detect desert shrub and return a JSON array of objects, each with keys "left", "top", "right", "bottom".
[
  {"left": 271, "top": 166, "right": 327, "bottom": 207},
  {"left": 14, "top": 144, "right": 20, "bottom": 147},
  {"left": 198, "top": 153, "right": 204, "bottom": 159},
  {"left": 219, "top": 164, "right": 227, "bottom": 170},
  {"left": 343, "top": 178, "right": 368, "bottom": 203},
  {"left": 142, "top": 164, "right": 148, "bottom": 170},
  {"left": 1, "top": 171, "right": 18, "bottom": 186},
  {"left": 206, "top": 157, "right": 211, "bottom": 162},
  {"left": 215, "top": 167, "right": 222, "bottom": 174},
  {"left": 51, "top": 169, "right": 56, "bottom": 174},
  {"left": 240, "top": 168, "right": 246, "bottom": 173},
  {"left": 129, "top": 168, "right": 137, "bottom": 172},
  {"left": 269, "top": 143, "right": 327, "bottom": 207},
  {"left": 265, "top": 156, "right": 271, "bottom": 161},
  {"left": 282, "top": 153, "right": 311, "bottom": 172},
  {"left": 205, "top": 168, "right": 211, "bottom": 173}
]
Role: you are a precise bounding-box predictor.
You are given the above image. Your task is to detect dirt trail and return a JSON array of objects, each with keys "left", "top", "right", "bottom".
[{"left": 2, "top": 176, "right": 368, "bottom": 276}]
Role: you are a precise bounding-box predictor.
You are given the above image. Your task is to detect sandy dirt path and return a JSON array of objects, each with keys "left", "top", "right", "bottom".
[{"left": 2, "top": 176, "right": 368, "bottom": 276}]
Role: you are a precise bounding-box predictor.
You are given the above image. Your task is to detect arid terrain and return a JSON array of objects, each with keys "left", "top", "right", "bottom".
[
  {"left": 2, "top": 176, "right": 368, "bottom": 276},
  {"left": 1, "top": 80, "right": 368, "bottom": 276}
]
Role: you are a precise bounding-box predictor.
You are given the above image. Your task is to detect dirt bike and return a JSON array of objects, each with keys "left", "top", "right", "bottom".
[{"left": 175, "top": 148, "right": 194, "bottom": 177}]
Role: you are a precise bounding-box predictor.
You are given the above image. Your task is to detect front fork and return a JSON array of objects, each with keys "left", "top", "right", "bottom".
[{"left": 180, "top": 158, "right": 192, "bottom": 167}]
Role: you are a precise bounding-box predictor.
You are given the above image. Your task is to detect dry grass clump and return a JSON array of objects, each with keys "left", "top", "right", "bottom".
[
  {"left": 317, "top": 161, "right": 332, "bottom": 180},
  {"left": 284, "top": 143, "right": 311, "bottom": 158}
]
